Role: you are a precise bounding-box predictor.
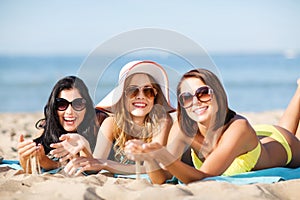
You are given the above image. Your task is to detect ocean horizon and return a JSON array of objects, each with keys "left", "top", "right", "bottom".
[{"left": 0, "top": 53, "right": 299, "bottom": 113}]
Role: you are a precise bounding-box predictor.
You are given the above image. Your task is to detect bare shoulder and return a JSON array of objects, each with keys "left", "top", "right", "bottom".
[
  {"left": 99, "top": 116, "right": 115, "bottom": 139},
  {"left": 102, "top": 116, "right": 115, "bottom": 125},
  {"left": 230, "top": 114, "right": 252, "bottom": 129},
  {"left": 169, "top": 120, "right": 191, "bottom": 143},
  {"left": 221, "top": 114, "right": 257, "bottom": 149},
  {"left": 167, "top": 120, "right": 191, "bottom": 156},
  {"left": 223, "top": 114, "right": 254, "bottom": 139}
]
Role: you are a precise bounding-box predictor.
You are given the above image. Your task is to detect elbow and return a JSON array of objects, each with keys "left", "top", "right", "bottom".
[
  {"left": 149, "top": 171, "right": 174, "bottom": 185},
  {"left": 151, "top": 177, "right": 167, "bottom": 185},
  {"left": 179, "top": 172, "right": 210, "bottom": 184},
  {"left": 179, "top": 177, "right": 201, "bottom": 184}
]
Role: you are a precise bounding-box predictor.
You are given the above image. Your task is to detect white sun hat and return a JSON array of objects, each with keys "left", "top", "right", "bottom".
[{"left": 96, "top": 60, "right": 175, "bottom": 113}]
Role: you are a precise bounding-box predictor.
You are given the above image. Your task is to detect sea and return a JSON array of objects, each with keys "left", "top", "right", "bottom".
[{"left": 0, "top": 53, "right": 299, "bottom": 113}]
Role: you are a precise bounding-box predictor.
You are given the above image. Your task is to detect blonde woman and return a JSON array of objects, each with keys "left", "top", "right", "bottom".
[{"left": 54, "top": 61, "right": 175, "bottom": 175}]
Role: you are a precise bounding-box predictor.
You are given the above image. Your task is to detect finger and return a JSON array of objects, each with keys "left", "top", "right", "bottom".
[
  {"left": 17, "top": 140, "right": 35, "bottom": 149},
  {"left": 50, "top": 142, "right": 63, "bottom": 149},
  {"left": 74, "top": 162, "right": 90, "bottom": 176},
  {"left": 124, "top": 145, "right": 141, "bottom": 155},
  {"left": 64, "top": 158, "right": 81, "bottom": 175},
  {"left": 59, "top": 154, "right": 74, "bottom": 163},
  {"left": 59, "top": 134, "right": 70, "bottom": 141},
  {"left": 125, "top": 140, "right": 138, "bottom": 147},
  {"left": 50, "top": 147, "right": 65, "bottom": 155},
  {"left": 69, "top": 157, "right": 85, "bottom": 166},
  {"left": 18, "top": 142, "right": 36, "bottom": 155},
  {"left": 124, "top": 146, "right": 136, "bottom": 154},
  {"left": 50, "top": 148, "right": 70, "bottom": 158},
  {"left": 68, "top": 164, "right": 80, "bottom": 176},
  {"left": 20, "top": 146, "right": 38, "bottom": 158},
  {"left": 19, "top": 134, "right": 24, "bottom": 143},
  {"left": 74, "top": 163, "right": 92, "bottom": 176},
  {"left": 63, "top": 162, "right": 73, "bottom": 174}
]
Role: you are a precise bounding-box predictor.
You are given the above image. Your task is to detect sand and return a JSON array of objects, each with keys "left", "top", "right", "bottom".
[{"left": 0, "top": 111, "right": 299, "bottom": 200}]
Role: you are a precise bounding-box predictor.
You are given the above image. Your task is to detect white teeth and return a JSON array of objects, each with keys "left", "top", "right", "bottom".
[
  {"left": 133, "top": 103, "right": 146, "bottom": 107},
  {"left": 194, "top": 107, "right": 207, "bottom": 114},
  {"left": 64, "top": 117, "right": 75, "bottom": 121}
]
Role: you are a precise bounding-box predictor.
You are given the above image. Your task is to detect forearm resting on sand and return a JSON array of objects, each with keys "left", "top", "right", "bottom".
[
  {"left": 101, "top": 160, "right": 148, "bottom": 175},
  {"left": 144, "top": 159, "right": 173, "bottom": 184}
]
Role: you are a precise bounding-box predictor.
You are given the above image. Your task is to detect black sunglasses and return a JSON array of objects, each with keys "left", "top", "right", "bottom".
[
  {"left": 125, "top": 86, "right": 157, "bottom": 99},
  {"left": 179, "top": 85, "right": 213, "bottom": 108},
  {"left": 55, "top": 98, "right": 87, "bottom": 111}
]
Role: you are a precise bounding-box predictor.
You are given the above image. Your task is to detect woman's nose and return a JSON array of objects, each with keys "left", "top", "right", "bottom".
[
  {"left": 192, "top": 95, "right": 201, "bottom": 106},
  {"left": 65, "top": 104, "right": 74, "bottom": 114},
  {"left": 135, "top": 89, "right": 144, "bottom": 99}
]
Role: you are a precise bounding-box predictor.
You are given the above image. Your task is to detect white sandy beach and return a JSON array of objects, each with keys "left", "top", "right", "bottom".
[{"left": 0, "top": 111, "right": 299, "bottom": 200}]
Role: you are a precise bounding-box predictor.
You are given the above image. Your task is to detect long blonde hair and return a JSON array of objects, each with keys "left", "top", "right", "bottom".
[{"left": 112, "top": 73, "right": 170, "bottom": 163}]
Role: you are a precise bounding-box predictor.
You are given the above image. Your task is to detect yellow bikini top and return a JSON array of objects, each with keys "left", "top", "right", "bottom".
[{"left": 191, "top": 142, "right": 261, "bottom": 176}]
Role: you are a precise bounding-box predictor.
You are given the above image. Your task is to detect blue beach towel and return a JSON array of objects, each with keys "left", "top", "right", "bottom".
[
  {"left": 0, "top": 159, "right": 63, "bottom": 174},
  {"left": 1, "top": 159, "right": 300, "bottom": 185},
  {"left": 114, "top": 167, "right": 300, "bottom": 185},
  {"left": 0, "top": 159, "right": 23, "bottom": 170},
  {"left": 202, "top": 167, "right": 300, "bottom": 185},
  {"left": 0, "top": 159, "right": 101, "bottom": 175}
]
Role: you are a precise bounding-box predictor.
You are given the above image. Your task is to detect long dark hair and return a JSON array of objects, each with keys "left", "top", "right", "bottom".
[
  {"left": 177, "top": 68, "right": 235, "bottom": 137},
  {"left": 34, "top": 76, "right": 97, "bottom": 154}
]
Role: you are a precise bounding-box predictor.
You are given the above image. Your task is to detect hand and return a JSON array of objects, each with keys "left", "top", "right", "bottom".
[
  {"left": 124, "top": 139, "right": 164, "bottom": 162},
  {"left": 17, "top": 134, "right": 48, "bottom": 171},
  {"left": 63, "top": 157, "right": 104, "bottom": 176},
  {"left": 17, "top": 134, "right": 38, "bottom": 166},
  {"left": 125, "top": 140, "right": 176, "bottom": 168},
  {"left": 50, "top": 134, "right": 89, "bottom": 162}
]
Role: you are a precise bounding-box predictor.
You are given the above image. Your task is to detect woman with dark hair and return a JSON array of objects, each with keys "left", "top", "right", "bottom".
[
  {"left": 125, "top": 68, "right": 300, "bottom": 184},
  {"left": 17, "top": 76, "right": 106, "bottom": 173}
]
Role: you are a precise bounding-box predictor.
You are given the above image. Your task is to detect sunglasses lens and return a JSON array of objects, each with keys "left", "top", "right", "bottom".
[
  {"left": 179, "top": 86, "right": 212, "bottom": 108},
  {"left": 196, "top": 86, "right": 211, "bottom": 102},
  {"left": 125, "top": 87, "right": 139, "bottom": 98},
  {"left": 125, "top": 86, "right": 156, "bottom": 99},
  {"left": 143, "top": 87, "right": 156, "bottom": 98},
  {"left": 56, "top": 98, "right": 69, "bottom": 111},
  {"left": 179, "top": 93, "right": 193, "bottom": 108},
  {"left": 72, "top": 98, "right": 86, "bottom": 111},
  {"left": 55, "top": 98, "right": 86, "bottom": 111}
]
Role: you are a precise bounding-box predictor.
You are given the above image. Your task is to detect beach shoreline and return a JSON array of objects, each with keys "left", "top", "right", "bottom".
[{"left": 2, "top": 110, "right": 300, "bottom": 200}]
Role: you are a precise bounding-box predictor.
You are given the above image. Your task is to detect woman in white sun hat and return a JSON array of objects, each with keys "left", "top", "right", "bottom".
[{"left": 57, "top": 60, "right": 175, "bottom": 175}]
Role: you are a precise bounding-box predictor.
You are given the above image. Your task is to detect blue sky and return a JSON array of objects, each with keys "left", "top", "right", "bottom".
[{"left": 0, "top": 0, "right": 299, "bottom": 55}]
